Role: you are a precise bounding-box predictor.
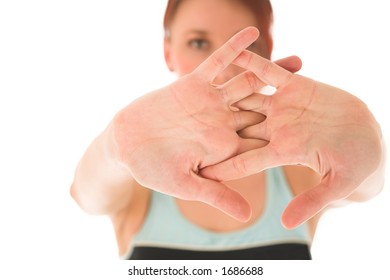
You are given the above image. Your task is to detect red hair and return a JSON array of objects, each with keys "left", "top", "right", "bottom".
[{"left": 163, "top": 0, "right": 274, "bottom": 55}]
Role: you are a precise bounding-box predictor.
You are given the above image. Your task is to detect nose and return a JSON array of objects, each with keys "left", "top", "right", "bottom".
[{"left": 212, "top": 64, "right": 245, "bottom": 85}]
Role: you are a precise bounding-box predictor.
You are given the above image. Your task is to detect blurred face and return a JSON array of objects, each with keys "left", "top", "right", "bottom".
[{"left": 165, "top": 0, "right": 268, "bottom": 84}]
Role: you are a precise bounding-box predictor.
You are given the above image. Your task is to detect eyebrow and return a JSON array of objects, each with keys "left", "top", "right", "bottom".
[
  {"left": 185, "top": 29, "right": 209, "bottom": 36},
  {"left": 185, "top": 28, "right": 251, "bottom": 38}
]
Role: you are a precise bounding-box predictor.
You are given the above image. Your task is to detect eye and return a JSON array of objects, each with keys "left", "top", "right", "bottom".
[{"left": 188, "top": 38, "right": 210, "bottom": 50}]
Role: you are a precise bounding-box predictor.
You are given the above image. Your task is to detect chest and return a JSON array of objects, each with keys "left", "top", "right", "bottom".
[{"left": 176, "top": 173, "right": 266, "bottom": 232}]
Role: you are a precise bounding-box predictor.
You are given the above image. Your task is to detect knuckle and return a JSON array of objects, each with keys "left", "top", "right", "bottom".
[
  {"left": 233, "top": 111, "right": 242, "bottom": 128},
  {"left": 232, "top": 154, "right": 248, "bottom": 176},
  {"left": 244, "top": 71, "right": 258, "bottom": 92},
  {"left": 211, "top": 54, "right": 226, "bottom": 72},
  {"left": 226, "top": 40, "right": 238, "bottom": 53},
  {"left": 218, "top": 86, "right": 230, "bottom": 103},
  {"left": 238, "top": 50, "right": 254, "bottom": 69},
  {"left": 261, "top": 60, "right": 273, "bottom": 77},
  {"left": 213, "top": 187, "right": 228, "bottom": 208},
  {"left": 261, "top": 94, "right": 272, "bottom": 110}
]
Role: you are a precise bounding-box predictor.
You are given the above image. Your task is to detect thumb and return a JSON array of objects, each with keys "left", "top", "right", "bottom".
[
  {"left": 281, "top": 174, "right": 353, "bottom": 229},
  {"left": 188, "top": 172, "right": 252, "bottom": 222}
]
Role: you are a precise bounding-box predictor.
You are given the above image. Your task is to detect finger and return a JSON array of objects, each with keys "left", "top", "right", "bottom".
[
  {"left": 274, "top": 55, "right": 302, "bottom": 73},
  {"left": 201, "top": 145, "right": 294, "bottom": 182},
  {"left": 234, "top": 50, "right": 293, "bottom": 88},
  {"left": 236, "top": 138, "right": 269, "bottom": 154},
  {"left": 195, "top": 27, "right": 259, "bottom": 81},
  {"left": 281, "top": 174, "right": 355, "bottom": 229},
  {"left": 218, "top": 71, "right": 266, "bottom": 105},
  {"left": 231, "top": 110, "right": 266, "bottom": 131},
  {"left": 237, "top": 120, "right": 270, "bottom": 140},
  {"left": 232, "top": 93, "right": 271, "bottom": 114},
  {"left": 189, "top": 172, "right": 252, "bottom": 222}
]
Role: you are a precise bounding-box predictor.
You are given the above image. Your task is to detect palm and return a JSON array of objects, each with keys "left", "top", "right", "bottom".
[
  {"left": 256, "top": 75, "right": 378, "bottom": 178},
  {"left": 202, "top": 50, "right": 383, "bottom": 227},
  {"left": 116, "top": 74, "right": 261, "bottom": 196},
  {"left": 112, "top": 27, "right": 270, "bottom": 221}
]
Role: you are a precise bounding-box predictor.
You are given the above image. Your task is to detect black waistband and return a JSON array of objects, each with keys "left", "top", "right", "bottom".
[{"left": 128, "top": 243, "right": 311, "bottom": 260}]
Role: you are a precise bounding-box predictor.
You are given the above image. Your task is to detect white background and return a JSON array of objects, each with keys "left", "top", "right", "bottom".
[{"left": 1, "top": 1, "right": 389, "bottom": 278}]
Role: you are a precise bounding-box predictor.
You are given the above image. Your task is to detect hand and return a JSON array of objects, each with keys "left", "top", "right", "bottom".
[
  {"left": 201, "top": 50, "right": 383, "bottom": 228},
  {"left": 112, "top": 27, "right": 270, "bottom": 221}
]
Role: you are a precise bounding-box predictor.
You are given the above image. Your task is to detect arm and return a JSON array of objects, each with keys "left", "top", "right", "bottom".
[{"left": 70, "top": 124, "right": 136, "bottom": 215}]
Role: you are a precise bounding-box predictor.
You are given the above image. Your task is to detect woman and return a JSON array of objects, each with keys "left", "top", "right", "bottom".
[{"left": 70, "top": 0, "right": 384, "bottom": 259}]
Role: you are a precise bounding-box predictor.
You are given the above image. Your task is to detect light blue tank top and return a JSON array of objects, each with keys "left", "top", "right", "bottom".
[{"left": 124, "top": 167, "right": 310, "bottom": 257}]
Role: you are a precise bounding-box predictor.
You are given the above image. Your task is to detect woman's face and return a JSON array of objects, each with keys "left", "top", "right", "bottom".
[{"left": 165, "top": 0, "right": 266, "bottom": 84}]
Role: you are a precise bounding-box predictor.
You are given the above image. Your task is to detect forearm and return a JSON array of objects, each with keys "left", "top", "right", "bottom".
[{"left": 70, "top": 122, "right": 135, "bottom": 215}]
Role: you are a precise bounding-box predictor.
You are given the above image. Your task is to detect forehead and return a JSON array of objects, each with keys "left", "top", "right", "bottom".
[{"left": 170, "top": 0, "right": 259, "bottom": 36}]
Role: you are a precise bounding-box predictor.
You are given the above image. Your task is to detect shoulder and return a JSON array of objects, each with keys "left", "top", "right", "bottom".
[{"left": 110, "top": 183, "right": 151, "bottom": 256}]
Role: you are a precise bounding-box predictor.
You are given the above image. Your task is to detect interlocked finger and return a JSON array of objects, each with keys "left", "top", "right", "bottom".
[
  {"left": 233, "top": 92, "right": 272, "bottom": 115},
  {"left": 237, "top": 120, "right": 270, "bottom": 141},
  {"left": 231, "top": 110, "right": 266, "bottom": 131},
  {"left": 217, "top": 71, "right": 267, "bottom": 106},
  {"left": 195, "top": 27, "right": 260, "bottom": 81},
  {"left": 234, "top": 50, "right": 293, "bottom": 88}
]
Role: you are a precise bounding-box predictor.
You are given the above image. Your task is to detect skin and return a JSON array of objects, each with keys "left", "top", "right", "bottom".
[
  {"left": 163, "top": 0, "right": 321, "bottom": 231},
  {"left": 71, "top": 0, "right": 385, "bottom": 256},
  {"left": 201, "top": 49, "right": 384, "bottom": 228},
  {"left": 164, "top": 0, "right": 270, "bottom": 80}
]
